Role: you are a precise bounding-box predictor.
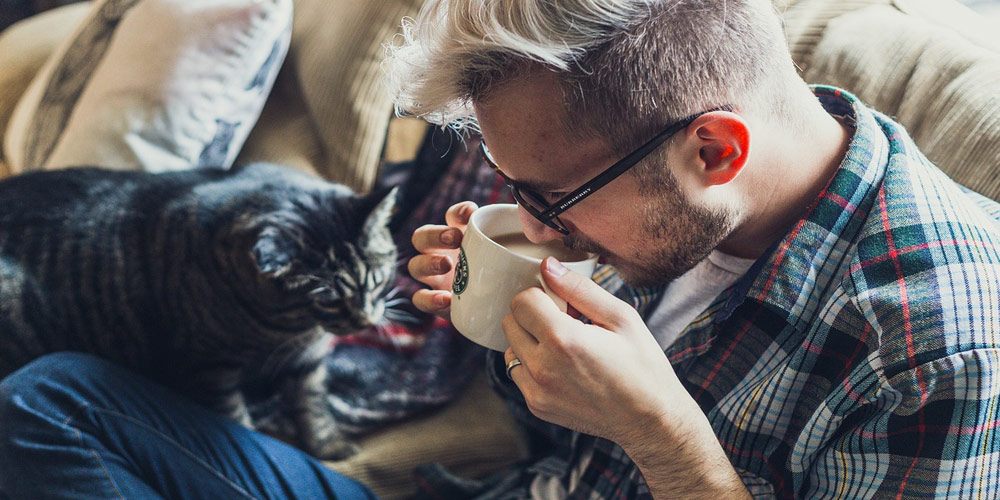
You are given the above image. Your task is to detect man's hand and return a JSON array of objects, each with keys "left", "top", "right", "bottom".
[
  {"left": 407, "top": 201, "right": 478, "bottom": 316},
  {"left": 501, "top": 256, "right": 679, "bottom": 444},
  {"left": 503, "top": 257, "right": 752, "bottom": 499}
]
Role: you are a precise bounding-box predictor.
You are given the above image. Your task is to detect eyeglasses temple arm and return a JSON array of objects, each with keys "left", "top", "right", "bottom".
[{"left": 540, "top": 106, "right": 732, "bottom": 220}]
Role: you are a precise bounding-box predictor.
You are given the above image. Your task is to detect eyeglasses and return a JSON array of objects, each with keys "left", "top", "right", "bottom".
[{"left": 481, "top": 106, "right": 732, "bottom": 235}]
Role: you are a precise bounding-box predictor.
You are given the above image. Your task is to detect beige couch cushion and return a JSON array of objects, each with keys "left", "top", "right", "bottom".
[
  {"left": 776, "top": 0, "right": 894, "bottom": 73},
  {"left": 779, "top": 0, "right": 1000, "bottom": 200},
  {"left": 233, "top": 64, "right": 328, "bottom": 178},
  {"left": 324, "top": 371, "right": 530, "bottom": 500}
]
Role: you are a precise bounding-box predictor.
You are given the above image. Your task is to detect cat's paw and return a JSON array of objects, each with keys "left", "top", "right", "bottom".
[
  {"left": 234, "top": 409, "right": 255, "bottom": 429},
  {"left": 307, "top": 436, "right": 360, "bottom": 461},
  {"left": 219, "top": 403, "right": 254, "bottom": 429}
]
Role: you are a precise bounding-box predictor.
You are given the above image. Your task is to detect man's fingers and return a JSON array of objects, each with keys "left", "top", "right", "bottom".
[
  {"left": 407, "top": 254, "right": 454, "bottom": 286},
  {"left": 503, "top": 313, "right": 540, "bottom": 352},
  {"left": 412, "top": 289, "right": 451, "bottom": 315},
  {"left": 503, "top": 339, "right": 540, "bottom": 396},
  {"left": 540, "top": 257, "right": 639, "bottom": 331},
  {"left": 508, "top": 287, "right": 569, "bottom": 343},
  {"left": 411, "top": 224, "right": 464, "bottom": 252},
  {"left": 445, "top": 201, "right": 478, "bottom": 228},
  {"left": 405, "top": 202, "right": 477, "bottom": 319},
  {"left": 412, "top": 202, "right": 477, "bottom": 252}
]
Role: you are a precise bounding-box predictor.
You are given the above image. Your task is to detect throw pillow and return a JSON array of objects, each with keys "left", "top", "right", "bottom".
[{"left": 3, "top": 0, "right": 292, "bottom": 174}]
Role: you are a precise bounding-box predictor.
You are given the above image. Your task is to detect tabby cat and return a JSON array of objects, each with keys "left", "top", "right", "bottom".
[{"left": 0, "top": 163, "right": 399, "bottom": 460}]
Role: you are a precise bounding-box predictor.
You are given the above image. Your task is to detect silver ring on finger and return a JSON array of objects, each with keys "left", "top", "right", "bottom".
[{"left": 505, "top": 358, "right": 523, "bottom": 381}]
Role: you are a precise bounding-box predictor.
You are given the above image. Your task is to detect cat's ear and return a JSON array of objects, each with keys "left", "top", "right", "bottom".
[
  {"left": 251, "top": 227, "right": 298, "bottom": 277},
  {"left": 361, "top": 186, "right": 400, "bottom": 235}
]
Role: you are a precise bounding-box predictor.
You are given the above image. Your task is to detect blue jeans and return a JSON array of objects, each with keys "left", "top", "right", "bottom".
[{"left": 0, "top": 352, "right": 378, "bottom": 500}]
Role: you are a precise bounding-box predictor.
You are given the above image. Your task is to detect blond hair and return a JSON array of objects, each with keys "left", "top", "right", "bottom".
[{"left": 384, "top": 0, "right": 803, "bottom": 153}]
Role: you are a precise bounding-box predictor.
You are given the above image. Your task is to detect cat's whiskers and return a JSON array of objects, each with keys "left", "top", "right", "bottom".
[
  {"left": 383, "top": 285, "right": 403, "bottom": 300},
  {"left": 384, "top": 297, "right": 409, "bottom": 307},
  {"left": 383, "top": 308, "right": 421, "bottom": 324}
]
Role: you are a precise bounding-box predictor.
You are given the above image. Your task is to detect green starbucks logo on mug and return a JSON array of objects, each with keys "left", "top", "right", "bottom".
[{"left": 452, "top": 248, "right": 469, "bottom": 295}]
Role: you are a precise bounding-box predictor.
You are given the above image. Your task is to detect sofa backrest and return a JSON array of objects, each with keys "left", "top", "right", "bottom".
[
  {"left": 778, "top": 0, "right": 1000, "bottom": 200},
  {"left": 3, "top": 0, "right": 998, "bottom": 199}
]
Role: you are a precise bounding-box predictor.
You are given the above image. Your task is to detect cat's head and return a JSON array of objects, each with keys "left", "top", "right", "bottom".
[{"left": 249, "top": 186, "right": 399, "bottom": 334}]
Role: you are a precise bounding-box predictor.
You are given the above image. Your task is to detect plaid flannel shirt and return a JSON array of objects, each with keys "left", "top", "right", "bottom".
[{"left": 415, "top": 86, "right": 1000, "bottom": 499}]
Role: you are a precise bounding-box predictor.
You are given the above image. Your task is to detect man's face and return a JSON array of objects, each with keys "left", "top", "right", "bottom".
[{"left": 474, "top": 71, "right": 734, "bottom": 288}]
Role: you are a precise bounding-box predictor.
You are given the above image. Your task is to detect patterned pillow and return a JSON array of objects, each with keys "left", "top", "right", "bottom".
[{"left": 3, "top": 0, "right": 292, "bottom": 173}]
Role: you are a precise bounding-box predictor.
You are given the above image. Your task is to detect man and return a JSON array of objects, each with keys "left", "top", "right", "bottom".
[{"left": 396, "top": 0, "right": 1000, "bottom": 498}]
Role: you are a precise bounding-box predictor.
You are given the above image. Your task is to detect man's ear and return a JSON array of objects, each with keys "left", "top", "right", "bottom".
[{"left": 687, "top": 111, "right": 750, "bottom": 186}]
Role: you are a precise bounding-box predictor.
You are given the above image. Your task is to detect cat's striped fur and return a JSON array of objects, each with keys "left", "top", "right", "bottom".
[{"left": 0, "top": 163, "right": 398, "bottom": 459}]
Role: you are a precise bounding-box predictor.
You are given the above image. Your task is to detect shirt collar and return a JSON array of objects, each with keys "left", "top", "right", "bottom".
[{"left": 735, "top": 86, "right": 890, "bottom": 326}]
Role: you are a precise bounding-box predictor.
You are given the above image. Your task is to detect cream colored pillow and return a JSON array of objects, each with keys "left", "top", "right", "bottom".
[
  {"left": 3, "top": 0, "right": 292, "bottom": 174},
  {"left": 286, "top": 0, "right": 425, "bottom": 192}
]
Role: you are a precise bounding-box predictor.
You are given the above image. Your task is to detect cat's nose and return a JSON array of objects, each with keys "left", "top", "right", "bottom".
[
  {"left": 350, "top": 314, "right": 372, "bottom": 329},
  {"left": 362, "top": 311, "right": 383, "bottom": 328},
  {"left": 351, "top": 309, "right": 381, "bottom": 329},
  {"left": 367, "top": 299, "right": 386, "bottom": 323}
]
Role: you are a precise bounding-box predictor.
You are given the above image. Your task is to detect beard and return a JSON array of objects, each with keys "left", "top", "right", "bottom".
[{"left": 564, "top": 182, "right": 734, "bottom": 289}]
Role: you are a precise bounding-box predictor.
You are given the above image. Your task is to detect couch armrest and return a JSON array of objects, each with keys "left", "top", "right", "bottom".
[{"left": 0, "top": 2, "right": 92, "bottom": 168}]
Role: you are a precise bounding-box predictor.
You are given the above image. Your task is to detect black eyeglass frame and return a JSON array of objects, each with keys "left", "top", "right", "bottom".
[{"left": 481, "top": 105, "right": 733, "bottom": 235}]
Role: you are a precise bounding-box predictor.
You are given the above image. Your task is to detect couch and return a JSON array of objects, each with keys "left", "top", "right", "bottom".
[{"left": 0, "top": 0, "right": 998, "bottom": 498}]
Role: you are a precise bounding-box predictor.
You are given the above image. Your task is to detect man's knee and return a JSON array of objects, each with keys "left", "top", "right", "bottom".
[
  {"left": 0, "top": 353, "right": 121, "bottom": 495},
  {"left": 0, "top": 352, "right": 110, "bottom": 431},
  {"left": 2, "top": 351, "right": 105, "bottom": 387}
]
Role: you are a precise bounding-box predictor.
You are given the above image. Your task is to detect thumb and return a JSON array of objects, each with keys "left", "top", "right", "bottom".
[{"left": 541, "top": 257, "right": 637, "bottom": 330}]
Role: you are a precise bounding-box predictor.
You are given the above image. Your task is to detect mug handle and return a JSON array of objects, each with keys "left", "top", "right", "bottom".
[{"left": 535, "top": 273, "right": 568, "bottom": 313}]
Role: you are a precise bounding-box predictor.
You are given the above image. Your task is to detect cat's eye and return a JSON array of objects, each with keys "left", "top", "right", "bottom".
[{"left": 310, "top": 284, "right": 343, "bottom": 300}]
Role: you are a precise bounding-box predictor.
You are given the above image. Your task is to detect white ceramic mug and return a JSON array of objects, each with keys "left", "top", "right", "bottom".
[{"left": 450, "top": 204, "right": 599, "bottom": 351}]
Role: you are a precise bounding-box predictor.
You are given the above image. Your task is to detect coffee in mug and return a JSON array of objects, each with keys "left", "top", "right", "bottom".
[
  {"left": 450, "top": 204, "right": 599, "bottom": 351},
  {"left": 490, "top": 232, "right": 590, "bottom": 261}
]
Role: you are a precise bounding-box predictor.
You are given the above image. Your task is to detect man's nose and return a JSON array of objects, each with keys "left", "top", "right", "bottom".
[{"left": 517, "top": 205, "right": 564, "bottom": 243}]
